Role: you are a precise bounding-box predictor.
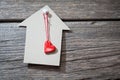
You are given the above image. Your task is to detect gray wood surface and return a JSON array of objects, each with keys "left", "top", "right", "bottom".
[
  {"left": 0, "top": 0, "right": 120, "bottom": 20},
  {"left": 0, "top": 22, "right": 120, "bottom": 80}
]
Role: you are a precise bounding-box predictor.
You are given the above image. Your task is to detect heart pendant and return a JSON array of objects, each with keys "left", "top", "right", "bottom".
[{"left": 44, "top": 40, "right": 56, "bottom": 54}]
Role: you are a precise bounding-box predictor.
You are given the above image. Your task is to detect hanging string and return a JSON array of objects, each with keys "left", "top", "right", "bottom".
[
  {"left": 43, "top": 12, "right": 50, "bottom": 41},
  {"left": 43, "top": 10, "right": 56, "bottom": 54}
]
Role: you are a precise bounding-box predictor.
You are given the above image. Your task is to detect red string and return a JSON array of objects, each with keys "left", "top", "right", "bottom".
[{"left": 43, "top": 13, "right": 49, "bottom": 41}]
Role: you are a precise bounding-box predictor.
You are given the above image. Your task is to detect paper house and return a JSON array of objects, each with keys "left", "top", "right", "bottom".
[{"left": 18, "top": 5, "right": 70, "bottom": 66}]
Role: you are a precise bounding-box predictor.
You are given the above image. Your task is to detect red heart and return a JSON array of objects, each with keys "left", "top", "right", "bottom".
[{"left": 44, "top": 40, "right": 56, "bottom": 54}]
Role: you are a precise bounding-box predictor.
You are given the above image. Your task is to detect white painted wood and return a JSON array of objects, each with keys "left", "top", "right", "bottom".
[{"left": 18, "top": 5, "right": 70, "bottom": 66}]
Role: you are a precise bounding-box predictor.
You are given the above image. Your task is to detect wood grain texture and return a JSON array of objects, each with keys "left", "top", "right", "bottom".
[
  {"left": 0, "top": 0, "right": 120, "bottom": 20},
  {"left": 0, "top": 22, "right": 120, "bottom": 80}
]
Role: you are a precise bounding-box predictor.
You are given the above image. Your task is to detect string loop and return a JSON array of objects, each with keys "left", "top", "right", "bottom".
[{"left": 43, "top": 12, "right": 49, "bottom": 41}]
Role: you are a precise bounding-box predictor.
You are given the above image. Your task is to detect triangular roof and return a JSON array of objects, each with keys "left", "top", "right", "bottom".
[{"left": 18, "top": 5, "right": 70, "bottom": 30}]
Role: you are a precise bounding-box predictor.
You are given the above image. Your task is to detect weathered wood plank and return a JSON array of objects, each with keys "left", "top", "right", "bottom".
[
  {"left": 0, "top": 0, "right": 120, "bottom": 20},
  {"left": 0, "top": 22, "right": 120, "bottom": 80}
]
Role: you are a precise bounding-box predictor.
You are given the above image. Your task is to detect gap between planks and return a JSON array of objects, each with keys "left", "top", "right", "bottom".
[{"left": 0, "top": 18, "right": 120, "bottom": 23}]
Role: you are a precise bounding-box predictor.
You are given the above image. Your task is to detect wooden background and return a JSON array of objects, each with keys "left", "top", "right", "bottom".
[{"left": 0, "top": 0, "right": 120, "bottom": 80}]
